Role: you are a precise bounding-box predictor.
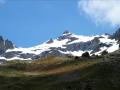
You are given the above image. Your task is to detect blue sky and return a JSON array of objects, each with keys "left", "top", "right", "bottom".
[{"left": 0, "top": 0, "right": 117, "bottom": 47}]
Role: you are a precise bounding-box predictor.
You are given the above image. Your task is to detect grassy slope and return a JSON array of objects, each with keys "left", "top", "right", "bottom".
[{"left": 0, "top": 56, "right": 120, "bottom": 90}]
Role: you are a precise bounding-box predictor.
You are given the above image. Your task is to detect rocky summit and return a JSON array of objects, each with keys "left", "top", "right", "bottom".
[{"left": 0, "top": 36, "right": 14, "bottom": 55}]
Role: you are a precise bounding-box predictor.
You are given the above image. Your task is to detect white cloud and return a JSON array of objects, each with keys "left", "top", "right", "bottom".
[
  {"left": 0, "top": 0, "right": 5, "bottom": 4},
  {"left": 78, "top": 0, "right": 120, "bottom": 27}
]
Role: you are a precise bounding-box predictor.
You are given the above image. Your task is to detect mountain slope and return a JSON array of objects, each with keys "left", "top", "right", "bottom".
[
  {"left": 0, "top": 30, "right": 119, "bottom": 60},
  {"left": 0, "top": 52, "right": 120, "bottom": 90}
]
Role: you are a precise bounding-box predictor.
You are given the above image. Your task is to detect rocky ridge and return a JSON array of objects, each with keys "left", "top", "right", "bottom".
[{"left": 0, "top": 29, "right": 120, "bottom": 60}]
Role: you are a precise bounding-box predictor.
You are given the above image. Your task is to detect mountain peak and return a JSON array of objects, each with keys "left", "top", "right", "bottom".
[
  {"left": 62, "top": 30, "right": 71, "bottom": 35},
  {"left": 57, "top": 30, "right": 73, "bottom": 41}
]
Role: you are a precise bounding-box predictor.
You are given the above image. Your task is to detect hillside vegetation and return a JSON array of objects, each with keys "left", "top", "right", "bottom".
[{"left": 0, "top": 53, "right": 120, "bottom": 90}]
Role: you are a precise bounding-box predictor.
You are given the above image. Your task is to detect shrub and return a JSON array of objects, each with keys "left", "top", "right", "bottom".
[
  {"left": 82, "top": 52, "right": 90, "bottom": 58},
  {"left": 101, "top": 50, "right": 108, "bottom": 56},
  {"left": 74, "top": 56, "right": 80, "bottom": 60}
]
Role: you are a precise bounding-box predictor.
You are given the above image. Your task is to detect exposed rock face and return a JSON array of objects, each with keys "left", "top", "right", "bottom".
[
  {"left": 5, "top": 39, "right": 14, "bottom": 50},
  {"left": 57, "top": 33, "right": 72, "bottom": 41},
  {"left": 112, "top": 28, "right": 120, "bottom": 41},
  {"left": 64, "top": 37, "right": 111, "bottom": 54},
  {"left": 47, "top": 38, "right": 54, "bottom": 44},
  {"left": 39, "top": 50, "right": 65, "bottom": 58},
  {"left": 0, "top": 36, "right": 14, "bottom": 55},
  {"left": 63, "top": 30, "right": 70, "bottom": 35},
  {"left": 57, "top": 31, "right": 78, "bottom": 42},
  {"left": 3, "top": 51, "right": 36, "bottom": 60}
]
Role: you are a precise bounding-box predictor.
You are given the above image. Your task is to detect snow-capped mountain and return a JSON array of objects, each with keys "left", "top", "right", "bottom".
[{"left": 0, "top": 29, "right": 120, "bottom": 60}]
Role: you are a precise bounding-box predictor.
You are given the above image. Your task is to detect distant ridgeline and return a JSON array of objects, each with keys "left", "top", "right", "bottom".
[{"left": 0, "top": 28, "right": 120, "bottom": 60}]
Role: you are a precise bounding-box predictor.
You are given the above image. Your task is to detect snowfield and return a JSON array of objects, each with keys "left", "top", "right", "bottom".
[{"left": 1, "top": 32, "right": 119, "bottom": 60}]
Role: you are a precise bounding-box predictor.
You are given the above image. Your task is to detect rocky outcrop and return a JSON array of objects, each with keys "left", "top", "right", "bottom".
[
  {"left": 39, "top": 50, "right": 65, "bottom": 58},
  {"left": 111, "top": 28, "right": 120, "bottom": 41},
  {"left": 57, "top": 31, "right": 79, "bottom": 43},
  {"left": 47, "top": 38, "right": 54, "bottom": 44},
  {"left": 0, "top": 36, "right": 14, "bottom": 55},
  {"left": 63, "top": 37, "right": 111, "bottom": 54}
]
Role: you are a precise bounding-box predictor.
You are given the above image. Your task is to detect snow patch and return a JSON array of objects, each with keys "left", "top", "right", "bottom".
[
  {"left": 0, "top": 57, "right": 6, "bottom": 59},
  {"left": 107, "top": 43, "right": 119, "bottom": 53},
  {"left": 6, "top": 57, "right": 31, "bottom": 61}
]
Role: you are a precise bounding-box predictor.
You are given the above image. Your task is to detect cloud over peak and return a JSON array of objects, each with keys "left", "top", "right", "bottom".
[{"left": 78, "top": 0, "right": 120, "bottom": 27}]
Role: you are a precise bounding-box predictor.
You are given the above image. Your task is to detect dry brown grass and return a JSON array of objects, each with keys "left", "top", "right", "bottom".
[
  {"left": 39, "top": 59, "right": 101, "bottom": 75},
  {"left": 1, "top": 56, "right": 102, "bottom": 77},
  {"left": 23, "top": 56, "right": 102, "bottom": 76},
  {"left": 32, "top": 56, "right": 70, "bottom": 65}
]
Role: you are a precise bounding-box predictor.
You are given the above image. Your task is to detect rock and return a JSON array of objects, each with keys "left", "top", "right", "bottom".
[
  {"left": 47, "top": 38, "right": 54, "bottom": 44},
  {"left": 63, "top": 30, "right": 70, "bottom": 35},
  {"left": 111, "top": 28, "right": 120, "bottom": 41},
  {"left": 5, "top": 39, "right": 14, "bottom": 49},
  {"left": 0, "top": 36, "right": 14, "bottom": 55}
]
